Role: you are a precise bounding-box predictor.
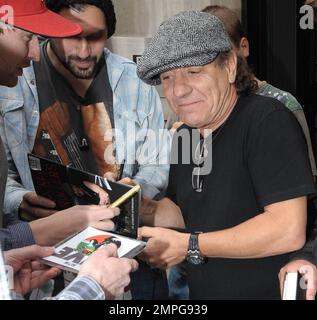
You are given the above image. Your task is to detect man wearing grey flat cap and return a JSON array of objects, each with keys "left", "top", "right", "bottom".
[{"left": 137, "top": 11, "right": 316, "bottom": 299}]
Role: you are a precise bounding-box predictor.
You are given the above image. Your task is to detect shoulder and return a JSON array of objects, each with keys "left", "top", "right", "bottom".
[
  {"left": 105, "top": 49, "right": 160, "bottom": 114},
  {"left": 105, "top": 49, "right": 138, "bottom": 78},
  {"left": 238, "top": 93, "right": 293, "bottom": 119},
  {"left": 235, "top": 94, "right": 307, "bottom": 153},
  {"left": 236, "top": 94, "right": 301, "bottom": 136},
  {"left": 104, "top": 50, "right": 161, "bottom": 120},
  {"left": 256, "top": 83, "right": 302, "bottom": 112},
  {"left": 105, "top": 49, "right": 155, "bottom": 94}
]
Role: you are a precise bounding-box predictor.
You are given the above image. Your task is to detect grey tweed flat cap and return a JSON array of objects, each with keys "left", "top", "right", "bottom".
[{"left": 137, "top": 11, "right": 232, "bottom": 86}]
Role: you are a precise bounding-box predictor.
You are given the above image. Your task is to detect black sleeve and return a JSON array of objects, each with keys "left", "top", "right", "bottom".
[
  {"left": 1, "top": 211, "right": 35, "bottom": 250},
  {"left": 247, "top": 109, "right": 316, "bottom": 208}
]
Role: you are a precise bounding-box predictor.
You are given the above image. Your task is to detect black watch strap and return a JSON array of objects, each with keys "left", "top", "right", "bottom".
[
  {"left": 188, "top": 233, "right": 199, "bottom": 251},
  {"left": 187, "top": 233, "right": 206, "bottom": 265}
]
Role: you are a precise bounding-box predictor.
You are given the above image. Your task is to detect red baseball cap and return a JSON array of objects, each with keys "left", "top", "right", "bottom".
[{"left": 0, "top": 0, "right": 82, "bottom": 37}]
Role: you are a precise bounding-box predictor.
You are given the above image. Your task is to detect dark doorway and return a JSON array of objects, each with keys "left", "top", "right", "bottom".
[{"left": 242, "top": 0, "right": 317, "bottom": 152}]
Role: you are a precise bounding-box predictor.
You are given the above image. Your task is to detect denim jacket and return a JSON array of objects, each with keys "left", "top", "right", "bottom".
[{"left": 0, "top": 49, "right": 170, "bottom": 215}]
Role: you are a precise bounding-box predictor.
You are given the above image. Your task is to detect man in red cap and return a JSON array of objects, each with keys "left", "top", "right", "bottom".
[
  {"left": 0, "top": 0, "right": 82, "bottom": 87},
  {"left": 0, "top": 0, "right": 138, "bottom": 300},
  {"left": 0, "top": 0, "right": 120, "bottom": 253}
]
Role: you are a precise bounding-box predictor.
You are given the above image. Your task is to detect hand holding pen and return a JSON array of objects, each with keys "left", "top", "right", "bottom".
[{"left": 103, "top": 159, "right": 140, "bottom": 208}]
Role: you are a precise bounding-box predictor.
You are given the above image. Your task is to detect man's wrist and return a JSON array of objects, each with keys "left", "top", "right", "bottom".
[
  {"left": 79, "top": 208, "right": 90, "bottom": 228},
  {"left": 180, "top": 233, "right": 191, "bottom": 261},
  {"left": 62, "top": 208, "right": 88, "bottom": 236}
]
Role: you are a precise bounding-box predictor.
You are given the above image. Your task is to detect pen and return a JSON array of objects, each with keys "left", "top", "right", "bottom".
[{"left": 109, "top": 184, "right": 141, "bottom": 208}]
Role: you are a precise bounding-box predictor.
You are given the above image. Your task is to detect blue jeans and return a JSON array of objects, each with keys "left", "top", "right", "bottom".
[{"left": 168, "top": 263, "right": 189, "bottom": 300}]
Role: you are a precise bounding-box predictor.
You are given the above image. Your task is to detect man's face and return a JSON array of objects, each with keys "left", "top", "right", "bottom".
[
  {"left": 161, "top": 57, "right": 236, "bottom": 130},
  {"left": 0, "top": 28, "right": 39, "bottom": 87},
  {"left": 50, "top": 5, "right": 108, "bottom": 79}
]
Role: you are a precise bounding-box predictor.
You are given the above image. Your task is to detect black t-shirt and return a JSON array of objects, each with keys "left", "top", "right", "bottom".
[
  {"left": 32, "top": 41, "right": 117, "bottom": 176},
  {"left": 167, "top": 94, "right": 316, "bottom": 300}
]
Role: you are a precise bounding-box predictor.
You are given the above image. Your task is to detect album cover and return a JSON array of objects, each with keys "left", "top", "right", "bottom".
[
  {"left": 40, "top": 227, "right": 146, "bottom": 274},
  {"left": 28, "top": 153, "right": 140, "bottom": 238}
]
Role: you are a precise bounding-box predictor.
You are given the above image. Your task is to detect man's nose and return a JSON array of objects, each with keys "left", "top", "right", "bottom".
[
  {"left": 173, "top": 72, "right": 192, "bottom": 98},
  {"left": 77, "top": 38, "right": 91, "bottom": 59}
]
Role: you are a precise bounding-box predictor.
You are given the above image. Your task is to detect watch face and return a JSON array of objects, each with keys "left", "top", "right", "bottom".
[{"left": 186, "top": 249, "right": 206, "bottom": 265}]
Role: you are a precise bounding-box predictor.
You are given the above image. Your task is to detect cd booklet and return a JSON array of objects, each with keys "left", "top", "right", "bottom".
[
  {"left": 41, "top": 227, "right": 146, "bottom": 274},
  {"left": 28, "top": 153, "right": 141, "bottom": 238}
]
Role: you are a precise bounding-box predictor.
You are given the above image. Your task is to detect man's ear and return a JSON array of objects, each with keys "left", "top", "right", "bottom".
[
  {"left": 238, "top": 37, "right": 250, "bottom": 59},
  {"left": 226, "top": 50, "right": 237, "bottom": 84}
]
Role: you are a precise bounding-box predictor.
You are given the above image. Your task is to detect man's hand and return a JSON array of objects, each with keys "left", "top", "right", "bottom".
[
  {"left": 79, "top": 244, "right": 138, "bottom": 299},
  {"left": 21, "top": 181, "right": 111, "bottom": 221},
  {"left": 138, "top": 227, "right": 189, "bottom": 269},
  {"left": 19, "top": 192, "right": 57, "bottom": 220},
  {"left": 84, "top": 206, "right": 120, "bottom": 231},
  {"left": 82, "top": 181, "right": 109, "bottom": 205},
  {"left": 279, "top": 259, "right": 317, "bottom": 300},
  {"left": 4, "top": 245, "right": 61, "bottom": 295},
  {"left": 30, "top": 206, "right": 120, "bottom": 246},
  {"left": 104, "top": 172, "right": 136, "bottom": 187}
]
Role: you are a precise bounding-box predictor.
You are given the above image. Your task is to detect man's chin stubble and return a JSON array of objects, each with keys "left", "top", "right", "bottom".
[{"left": 68, "top": 65, "right": 95, "bottom": 79}]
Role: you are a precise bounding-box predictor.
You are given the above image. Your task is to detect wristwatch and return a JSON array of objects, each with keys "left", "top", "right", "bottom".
[{"left": 186, "top": 233, "right": 206, "bottom": 265}]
